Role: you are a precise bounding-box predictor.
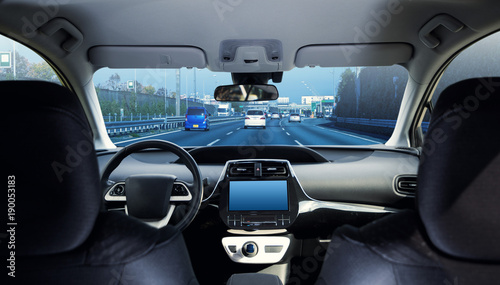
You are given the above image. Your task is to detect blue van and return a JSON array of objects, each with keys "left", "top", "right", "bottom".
[{"left": 185, "top": 106, "right": 210, "bottom": 131}]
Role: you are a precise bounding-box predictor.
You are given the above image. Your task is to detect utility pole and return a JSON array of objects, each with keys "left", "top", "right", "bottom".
[
  {"left": 134, "top": 69, "right": 137, "bottom": 94},
  {"left": 12, "top": 41, "right": 16, "bottom": 79},
  {"left": 167, "top": 69, "right": 171, "bottom": 119},
  {"left": 194, "top": 68, "right": 197, "bottom": 102},
  {"left": 176, "top": 69, "right": 180, "bottom": 116},
  {"left": 355, "top": 67, "right": 361, "bottom": 117}
]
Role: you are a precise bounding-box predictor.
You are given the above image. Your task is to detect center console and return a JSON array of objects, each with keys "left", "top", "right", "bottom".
[
  {"left": 212, "top": 159, "right": 306, "bottom": 270},
  {"left": 217, "top": 160, "right": 300, "bottom": 230}
]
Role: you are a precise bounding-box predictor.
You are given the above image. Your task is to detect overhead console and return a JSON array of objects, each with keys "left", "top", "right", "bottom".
[{"left": 217, "top": 160, "right": 303, "bottom": 230}]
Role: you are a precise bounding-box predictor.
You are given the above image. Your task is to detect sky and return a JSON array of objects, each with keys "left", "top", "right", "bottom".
[{"left": 0, "top": 36, "right": 46, "bottom": 64}]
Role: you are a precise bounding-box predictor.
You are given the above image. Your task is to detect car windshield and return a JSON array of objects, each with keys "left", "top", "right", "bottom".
[
  {"left": 247, "top": 110, "right": 263, "bottom": 116},
  {"left": 93, "top": 65, "right": 408, "bottom": 147},
  {"left": 187, "top": 108, "right": 205, "bottom": 115}
]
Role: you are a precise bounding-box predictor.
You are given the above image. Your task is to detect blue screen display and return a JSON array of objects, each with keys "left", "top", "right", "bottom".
[{"left": 229, "top": 180, "right": 288, "bottom": 211}]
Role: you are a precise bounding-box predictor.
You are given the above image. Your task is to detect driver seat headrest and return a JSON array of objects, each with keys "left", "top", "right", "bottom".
[{"left": 4, "top": 81, "right": 101, "bottom": 256}]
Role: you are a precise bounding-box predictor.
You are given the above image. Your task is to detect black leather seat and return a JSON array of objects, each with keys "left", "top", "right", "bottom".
[
  {"left": 316, "top": 77, "right": 500, "bottom": 285},
  {"left": 4, "top": 81, "right": 199, "bottom": 284}
]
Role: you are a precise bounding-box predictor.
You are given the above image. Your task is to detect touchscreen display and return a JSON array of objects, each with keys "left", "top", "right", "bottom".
[{"left": 229, "top": 180, "right": 288, "bottom": 211}]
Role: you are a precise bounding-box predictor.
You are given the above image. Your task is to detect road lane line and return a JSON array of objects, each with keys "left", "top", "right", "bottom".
[
  {"left": 226, "top": 131, "right": 233, "bottom": 135},
  {"left": 286, "top": 132, "right": 290, "bottom": 136},
  {"left": 115, "top": 130, "right": 181, "bottom": 145},
  {"left": 282, "top": 128, "right": 285, "bottom": 131},
  {"left": 294, "top": 140, "right": 304, "bottom": 146},
  {"left": 329, "top": 129, "right": 382, "bottom": 144},
  {"left": 207, "top": 139, "right": 220, "bottom": 146}
]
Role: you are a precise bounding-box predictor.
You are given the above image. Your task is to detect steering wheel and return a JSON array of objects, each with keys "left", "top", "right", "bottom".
[{"left": 100, "top": 140, "right": 203, "bottom": 232}]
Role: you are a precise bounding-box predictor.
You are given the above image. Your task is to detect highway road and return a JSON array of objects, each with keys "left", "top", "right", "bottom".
[{"left": 114, "top": 117, "right": 385, "bottom": 147}]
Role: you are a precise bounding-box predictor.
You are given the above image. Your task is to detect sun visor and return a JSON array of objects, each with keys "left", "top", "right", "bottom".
[
  {"left": 88, "top": 46, "right": 207, "bottom": 68},
  {"left": 295, "top": 43, "right": 413, "bottom": 67}
]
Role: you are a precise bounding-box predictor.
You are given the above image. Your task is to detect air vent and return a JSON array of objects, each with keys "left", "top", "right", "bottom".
[
  {"left": 261, "top": 162, "right": 288, "bottom": 177},
  {"left": 227, "top": 161, "right": 289, "bottom": 178},
  {"left": 228, "top": 163, "right": 255, "bottom": 177},
  {"left": 395, "top": 175, "right": 417, "bottom": 196}
]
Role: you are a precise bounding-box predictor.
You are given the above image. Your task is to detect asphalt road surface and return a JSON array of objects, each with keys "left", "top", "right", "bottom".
[{"left": 114, "top": 117, "right": 385, "bottom": 147}]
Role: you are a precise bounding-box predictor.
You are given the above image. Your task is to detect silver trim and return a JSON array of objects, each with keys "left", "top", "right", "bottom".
[
  {"left": 221, "top": 236, "right": 290, "bottom": 264},
  {"left": 299, "top": 200, "right": 396, "bottom": 214},
  {"left": 227, "top": 229, "right": 288, "bottom": 235},
  {"left": 104, "top": 182, "right": 126, "bottom": 201},
  {"left": 125, "top": 204, "right": 176, "bottom": 229},
  {"left": 104, "top": 181, "right": 192, "bottom": 202},
  {"left": 206, "top": 158, "right": 398, "bottom": 214}
]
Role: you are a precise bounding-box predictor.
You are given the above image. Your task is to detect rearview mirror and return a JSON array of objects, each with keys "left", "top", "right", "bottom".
[{"left": 214, "top": 84, "right": 279, "bottom": 101}]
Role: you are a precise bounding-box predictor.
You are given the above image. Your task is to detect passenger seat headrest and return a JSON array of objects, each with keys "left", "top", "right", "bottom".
[{"left": 418, "top": 77, "right": 500, "bottom": 261}]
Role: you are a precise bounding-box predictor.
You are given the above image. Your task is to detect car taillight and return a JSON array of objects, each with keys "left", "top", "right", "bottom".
[
  {"left": 245, "top": 117, "right": 250, "bottom": 120},
  {"left": 185, "top": 114, "right": 187, "bottom": 121},
  {"left": 260, "top": 117, "right": 265, "bottom": 120}
]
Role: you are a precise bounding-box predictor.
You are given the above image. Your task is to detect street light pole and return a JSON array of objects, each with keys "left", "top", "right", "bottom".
[
  {"left": 12, "top": 41, "right": 16, "bottom": 79},
  {"left": 176, "top": 69, "right": 180, "bottom": 116},
  {"left": 164, "top": 70, "right": 167, "bottom": 117}
]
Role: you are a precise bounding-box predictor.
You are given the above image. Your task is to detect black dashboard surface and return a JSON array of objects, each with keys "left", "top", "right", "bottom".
[{"left": 97, "top": 145, "right": 418, "bottom": 208}]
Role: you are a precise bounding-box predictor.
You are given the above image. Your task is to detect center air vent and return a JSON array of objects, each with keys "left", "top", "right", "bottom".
[
  {"left": 395, "top": 175, "right": 417, "bottom": 196},
  {"left": 261, "top": 162, "right": 288, "bottom": 177},
  {"left": 228, "top": 163, "right": 255, "bottom": 177},
  {"left": 228, "top": 161, "right": 289, "bottom": 178}
]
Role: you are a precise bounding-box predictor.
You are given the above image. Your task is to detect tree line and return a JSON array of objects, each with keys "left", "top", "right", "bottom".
[
  {"left": 1, "top": 52, "right": 59, "bottom": 82},
  {"left": 335, "top": 66, "right": 407, "bottom": 120}
]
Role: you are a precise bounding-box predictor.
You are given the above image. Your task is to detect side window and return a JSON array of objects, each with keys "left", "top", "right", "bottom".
[
  {"left": 419, "top": 31, "right": 500, "bottom": 136},
  {"left": 0, "top": 34, "right": 60, "bottom": 84}
]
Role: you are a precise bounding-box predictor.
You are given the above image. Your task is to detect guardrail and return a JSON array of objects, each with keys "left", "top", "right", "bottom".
[
  {"left": 105, "top": 116, "right": 244, "bottom": 136},
  {"left": 335, "top": 117, "right": 430, "bottom": 132}
]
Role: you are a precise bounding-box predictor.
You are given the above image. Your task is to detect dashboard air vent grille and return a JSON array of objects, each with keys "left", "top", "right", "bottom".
[
  {"left": 261, "top": 162, "right": 288, "bottom": 177},
  {"left": 395, "top": 175, "right": 417, "bottom": 196},
  {"left": 228, "top": 163, "right": 254, "bottom": 177}
]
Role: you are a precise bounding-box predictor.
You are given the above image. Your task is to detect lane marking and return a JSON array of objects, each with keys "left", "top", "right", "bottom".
[
  {"left": 328, "top": 129, "right": 382, "bottom": 144},
  {"left": 294, "top": 140, "right": 304, "bottom": 146},
  {"left": 207, "top": 139, "right": 220, "bottom": 146},
  {"left": 317, "top": 126, "right": 326, "bottom": 130},
  {"left": 115, "top": 130, "right": 181, "bottom": 145},
  {"left": 236, "top": 127, "right": 241, "bottom": 130},
  {"left": 226, "top": 131, "right": 233, "bottom": 135},
  {"left": 286, "top": 132, "right": 290, "bottom": 136},
  {"left": 282, "top": 128, "right": 285, "bottom": 131}
]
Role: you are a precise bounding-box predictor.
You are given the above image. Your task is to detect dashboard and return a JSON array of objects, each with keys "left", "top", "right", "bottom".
[{"left": 100, "top": 144, "right": 418, "bottom": 268}]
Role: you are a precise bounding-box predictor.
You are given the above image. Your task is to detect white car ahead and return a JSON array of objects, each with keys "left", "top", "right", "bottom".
[
  {"left": 289, "top": 113, "right": 301, "bottom": 123},
  {"left": 244, "top": 110, "right": 266, "bottom": 129}
]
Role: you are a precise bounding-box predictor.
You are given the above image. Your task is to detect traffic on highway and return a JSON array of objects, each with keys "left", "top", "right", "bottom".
[
  {"left": 94, "top": 66, "right": 401, "bottom": 148},
  {"left": 113, "top": 116, "right": 384, "bottom": 147}
]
